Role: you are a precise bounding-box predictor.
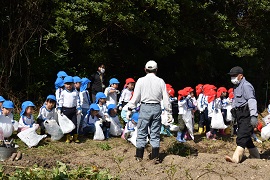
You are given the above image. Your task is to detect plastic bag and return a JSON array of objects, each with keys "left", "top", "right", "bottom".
[
  {"left": 17, "top": 127, "right": 47, "bottom": 148},
  {"left": 183, "top": 111, "right": 194, "bottom": 140},
  {"left": 261, "top": 124, "right": 270, "bottom": 141},
  {"left": 226, "top": 104, "right": 233, "bottom": 122},
  {"left": 44, "top": 120, "right": 63, "bottom": 141},
  {"left": 128, "top": 127, "right": 137, "bottom": 147},
  {"left": 12, "top": 120, "right": 19, "bottom": 131},
  {"left": 211, "top": 109, "right": 227, "bottom": 129},
  {"left": 93, "top": 121, "right": 105, "bottom": 140},
  {"left": 77, "top": 114, "right": 82, "bottom": 133},
  {"left": 109, "top": 118, "right": 122, "bottom": 136},
  {"left": 0, "top": 115, "right": 13, "bottom": 138},
  {"left": 58, "top": 113, "right": 75, "bottom": 134},
  {"left": 161, "top": 111, "right": 174, "bottom": 126},
  {"left": 263, "top": 114, "right": 270, "bottom": 125},
  {"left": 169, "top": 124, "right": 179, "bottom": 132}
]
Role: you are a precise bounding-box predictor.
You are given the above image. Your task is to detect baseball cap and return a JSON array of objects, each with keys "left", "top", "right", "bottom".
[
  {"left": 228, "top": 66, "right": 243, "bottom": 76},
  {"left": 145, "top": 60, "right": 157, "bottom": 70}
]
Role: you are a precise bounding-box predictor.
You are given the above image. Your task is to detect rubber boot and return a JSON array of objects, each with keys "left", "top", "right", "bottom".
[
  {"left": 203, "top": 126, "right": 206, "bottom": 133},
  {"left": 176, "top": 132, "right": 186, "bottom": 143},
  {"left": 135, "top": 147, "right": 144, "bottom": 162},
  {"left": 73, "top": 134, "right": 80, "bottom": 143},
  {"left": 151, "top": 147, "right": 160, "bottom": 164},
  {"left": 248, "top": 147, "right": 260, "bottom": 159},
  {"left": 225, "top": 146, "right": 245, "bottom": 163},
  {"left": 65, "top": 134, "right": 71, "bottom": 143},
  {"left": 198, "top": 127, "right": 203, "bottom": 134}
]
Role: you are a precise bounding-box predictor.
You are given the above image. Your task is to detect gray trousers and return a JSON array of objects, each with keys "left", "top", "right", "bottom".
[{"left": 136, "top": 103, "right": 162, "bottom": 148}]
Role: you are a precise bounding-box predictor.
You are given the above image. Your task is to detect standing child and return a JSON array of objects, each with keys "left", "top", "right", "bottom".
[
  {"left": 55, "top": 78, "right": 64, "bottom": 108},
  {"left": 58, "top": 76, "right": 82, "bottom": 143},
  {"left": 217, "top": 87, "right": 228, "bottom": 135},
  {"left": 0, "top": 96, "right": 6, "bottom": 115},
  {"left": 206, "top": 89, "right": 218, "bottom": 140},
  {"left": 37, "top": 95, "right": 56, "bottom": 135},
  {"left": 118, "top": 78, "right": 135, "bottom": 110},
  {"left": 104, "top": 78, "right": 120, "bottom": 106},
  {"left": 0, "top": 100, "right": 15, "bottom": 138},
  {"left": 82, "top": 103, "right": 100, "bottom": 135},
  {"left": 79, "top": 78, "right": 91, "bottom": 133},
  {"left": 73, "top": 76, "right": 82, "bottom": 92},
  {"left": 18, "top": 101, "right": 39, "bottom": 131}
]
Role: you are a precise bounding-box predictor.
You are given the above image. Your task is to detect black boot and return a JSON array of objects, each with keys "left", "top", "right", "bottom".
[
  {"left": 151, "top": 147, "right": 160, "bottom": 164},
  {"left": 135, "top": 148, "right": 144, "bottom": 162}
]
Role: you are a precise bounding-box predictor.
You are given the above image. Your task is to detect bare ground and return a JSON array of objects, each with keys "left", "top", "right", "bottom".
[{"left": 1, "top": 131, "right": 270, "bottom": 180}]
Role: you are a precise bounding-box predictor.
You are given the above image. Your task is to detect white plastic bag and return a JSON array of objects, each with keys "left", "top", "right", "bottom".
[
  {"left": 44, "top": 120, "right": 63, "bottom": 141},
  {"left": 263, "top": 114, "right": 270, "bottom": 125},
  {"left": 226, "top": 105, "right": 233, "bottom": 122},
  {"left": 169, "top": 124, "right": 179, "bottom": 132},
  {"left": 109, "top": 118, "right": 122, "bottom": 136},
  {"left": 128, "top": 127, "right": 137, "bottom": 147},
  {"left": 93, "top": 121, "right": 105, "bottom": 140},
  {"left": 0, "top": 115, "right": 13, "bottom": 138},
  {"left": 12, "top": 120, "right": 19, "bottom": 131},
  {"left": 17, "top": 128, "right": 47, "bottom": 148},
  {"left": 261, "top": 124, "right": 270, "bottom": 141},
  {"left": 161, "top": 111, "right": 174, "bottom": 126},
  {"left": 77, "top": 114, "right": 82, "bottom": 133},
  {"left": 58, "top": 113, "right": 75, "bottom": 134},
  {"left": 211, "top": 109, "right": 227, "bottom": 129},
  {"left": 183, "top": 111, "right": 194, "bottom": 140}
]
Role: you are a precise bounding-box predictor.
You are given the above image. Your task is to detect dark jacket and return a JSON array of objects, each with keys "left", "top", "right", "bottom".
[{"left": 90, "top": 71, "right": 104, "bottom": 94}]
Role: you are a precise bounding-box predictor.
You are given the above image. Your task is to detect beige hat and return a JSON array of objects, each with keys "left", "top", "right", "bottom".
[{"left": 145, "top": 60, "right": 158, "bottom": 70}]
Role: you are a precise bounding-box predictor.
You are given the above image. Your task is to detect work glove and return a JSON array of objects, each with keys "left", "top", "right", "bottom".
[
  {"left": 256, "top": 139, "right": 262, "bottom": 143},
  {"left": 126, "top": 110, "right": 132, "bottom": 120},
  {"left": 116, "top": 90, "right": 120, "bottom": 94},
  {"left": 250, "top": 116, "right": 258, "bottom": 128}
]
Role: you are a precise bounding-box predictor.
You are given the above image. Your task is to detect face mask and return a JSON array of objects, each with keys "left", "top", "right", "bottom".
[
  {"left": 100, "top": 68, "right": 105, "bottom": 74},
  {"left": 231, "top": 76, "right": 239, "bottom": 85}
]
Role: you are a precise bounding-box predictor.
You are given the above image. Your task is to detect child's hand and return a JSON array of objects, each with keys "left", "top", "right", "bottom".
[{"left": 256, "top": 139, "right": 262, "bottom": 143}]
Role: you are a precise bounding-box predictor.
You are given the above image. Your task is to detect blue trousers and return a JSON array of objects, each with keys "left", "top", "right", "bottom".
[
  {"left": 83, "top": 124, "right": 96, "bottom": 134},
  {"left": 136, "top": 103, "right": 162, "bottom": 148}
]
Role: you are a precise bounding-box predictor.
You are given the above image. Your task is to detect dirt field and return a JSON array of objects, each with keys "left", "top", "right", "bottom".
[{"left": 1, "top": 130, "right": 270, "bottom": 180}]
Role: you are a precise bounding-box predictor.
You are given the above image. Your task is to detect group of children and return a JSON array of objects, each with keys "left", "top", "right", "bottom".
[{"left": 0, "top": 70, "right": 264, "bottom": 148}]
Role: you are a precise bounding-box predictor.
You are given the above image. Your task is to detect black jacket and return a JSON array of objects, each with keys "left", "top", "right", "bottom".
[{"left": 90, "top": 71, "right": 104, "bottom": 94}]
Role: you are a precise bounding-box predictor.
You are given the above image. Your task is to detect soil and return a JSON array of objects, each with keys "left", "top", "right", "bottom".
[{"left": 1, "top": 131, "right": 270, "bottom": 180}]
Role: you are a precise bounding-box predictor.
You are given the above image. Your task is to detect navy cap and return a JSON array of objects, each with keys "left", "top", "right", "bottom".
[{"left": 228, "top": 66, "right": 243, "bottom": 76}]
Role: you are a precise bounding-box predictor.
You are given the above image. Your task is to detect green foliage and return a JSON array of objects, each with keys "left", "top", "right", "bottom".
[{"left": 97, "top": 142, "right": 112, "bottom": 151}]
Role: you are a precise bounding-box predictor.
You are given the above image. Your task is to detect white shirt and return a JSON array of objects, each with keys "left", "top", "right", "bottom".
[
  {"left": 38, "top": 106, "right": 55, "bottom": 120},
  {"left": 79, "top": 90, "right": 91, "bottom": 109},
  {"left": 82, "top": 114, "right": 99, "bottom": 129},
  {"left": 208, "top": 99, "right": 219, "bottom": 118},
  {"left": 55, "top": 88, "right": 63, "bottom": 108},
  {"left": 18, "top": 115, "right": 35, "bottom": 128},
  {"left": 119, "top": 88, "right": 133, "bottom": 104},
  {"left": 104, "top": 87, "right": 118, "bottom": 106},
  {"left": 58, "top": 88, "right": 80, "bottom": 109},
  {"left": 98, "top": 104, "right": 108, "bottom": 117},
  {"left": 128, "top": 73, "right": 171, "bottom": 111}
]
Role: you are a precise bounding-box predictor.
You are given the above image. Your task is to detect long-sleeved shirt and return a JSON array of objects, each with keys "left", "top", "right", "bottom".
[
  {"left": 127, "top": 73, "right": 171, "bottom": 111},
  {"left": 233, "top": 77, "right": 258, "bottom": 116},
  {"left": 58, "top": 88, "right": 81, "bottom": 109},
  {"left": 37, "top": 106, "right": 56, "bottom": 121},
  {"left": 98, "top": 104, "right": 108, "bottom": 117},
  {"left": 18, "top": 115, "right": 35, "bottom": 128},
  {"left": 82, "top": 114, "right": 99, "bottom": 129},
  {"left": 104, "top": 87, "right": 118, "bottom": 106},
  {"left": 79, "top": 90, "right": 91, "bottom": 109}
]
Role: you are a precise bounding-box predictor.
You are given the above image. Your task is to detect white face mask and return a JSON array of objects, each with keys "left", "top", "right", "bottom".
[
  {"left": 231, "top": 76, "right": 240, "bottom": 85},
  {"left": 100, "top": 68, "right": 105, "bottom": 74}
]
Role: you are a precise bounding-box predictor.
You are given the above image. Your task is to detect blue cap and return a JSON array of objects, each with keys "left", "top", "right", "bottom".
[
  {"left": 107, "top": 104, "right": 117, "bottom": 114},
  {"left": 95, "top": 92, "right": 107, "bottom": 103},
  {"left": 54, "top": 77, "right": 64, "bottom": 89},
  {"left": 73, "top": 76, "right": 82, "bottom": 83},
  {"left": 109, "top": 78, "right": 120, "bottom": 85},
  {"left": 46, "top": 95, "right": 56, "bottom": 101},
  {"left": 64, "top": 76, "right": 74, "bottom": 84},
  {"left": 2, "top": 100, "right": 14, "bottom": 109},
  {"left": 57, "top": 71, "right": 68, "bottom": 78},
  {"left": 0, "top": 96, "right": 5, "bottom": 102},
  {"left": 131, "top": 112, "right": 139, "bottom": 123},
  {"left": 90, "top": 103, "right": 100, "bottom": 111},
  {"left": 80, "top": 78, "right": 91, "bottom": 92},
  {"left": 20, "top": 101, "right": 35, "bottom": 116}
]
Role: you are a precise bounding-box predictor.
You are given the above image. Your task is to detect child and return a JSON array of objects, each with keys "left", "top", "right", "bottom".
[
  {"left": 82, "top": 103, "right": 100, "bottom": 135},
  {"left": 217, "top": 87, "right": 228, "bottom": 135},
  {"left": 95, "top": 92, "right": 108, "bottom": 119},
  {"left": 118, "top": 78, "right": 135, "bottom": 110},
  {"left": 123, "top": 112, "right": 139, "bottom": 140},
  {"left": 0, "top": 96, "right": 6, "bottom": 115},
  {"left": 79, "top": 78, "right": 91, "bottom": 133},
  {"left": 37, "top": 95, "right": 56, "bottom": 135},
  {"left": 0, "top": 100, "right": 15, "bottom": 138},
  {"left": 107, "top": 104, "right": 123, "bottom": 137},
  {"left": 206, "top": 89, "right": 219, "bottom": 140},
  {"left": 73, "top": 76, "right": 82, "bottom": 92},
  {"left": 57, "top": 71, "right": 68, "bottom": 80},
  {"left": 58, "top": 76, "right": 81, "bottom": 143},
  {"left": 104, "top": 78, "right": 120, "bottom": 106},
  {"left": 18, "top": 101, "right": 39, "bottom": 131},
  {"left": 55, "top": 77, "right": 64, "bottom": 108}
]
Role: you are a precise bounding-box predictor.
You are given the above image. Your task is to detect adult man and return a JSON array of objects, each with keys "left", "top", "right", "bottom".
[
  {"left": 225, "top": 66, "right": 260, "bottom": 163},
  {"left": 126, "top": 60, "right": 172, "bottom": 164},
  {"left": 90, "top": 64, "right": 105, "bottom": 102}
]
